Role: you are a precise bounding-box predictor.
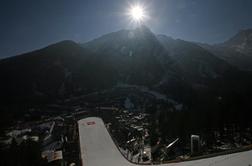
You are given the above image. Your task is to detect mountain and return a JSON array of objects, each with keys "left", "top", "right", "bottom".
[
  {"left": 199, "top": 29, "right": 252, "bottom": 70},
  {"left": 83, "top": 25, "right": 233, "bottom": 87},
  {"left": 222, "top": 29, "right": 252, "bottom": 55},
  {"left": 82, "top": 25, "right": 175, "bottom": 86},
  {"left": 82, "top": 26, "right": 252, "bottom": 121},
  {"left": 1, "top": 26, "right": 252, "bottom": 123},
  {"left": 0, "top": 40, "right": 118, "bottom": 104},
  {"left": 156, "top": 35, "right": 232, "bottom": 84}
]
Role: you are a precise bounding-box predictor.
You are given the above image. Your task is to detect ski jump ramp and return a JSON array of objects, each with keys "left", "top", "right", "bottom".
[{"left": 78, "top": 117, "right": 252, "bottom": 166}]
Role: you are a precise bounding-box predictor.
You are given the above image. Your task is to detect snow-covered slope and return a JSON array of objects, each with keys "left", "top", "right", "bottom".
[{"left": 78, "top": 117, "right": 252, "bottom": 166}]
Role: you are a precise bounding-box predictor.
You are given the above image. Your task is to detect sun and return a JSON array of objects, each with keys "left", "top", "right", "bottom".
[
  {"left": 128, "top": 5, "right": 146, "bottom": 22},
  {"left": 126, "top": 2, "right": 149, "bottom": 25},
  {"left": 130, "top": 6, "right": 144, "bottom": 21}
]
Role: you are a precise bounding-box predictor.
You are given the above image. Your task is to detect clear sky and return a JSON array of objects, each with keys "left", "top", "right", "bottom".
[{"left": 1, "top": 0, "right": 252, "bottom": 58}]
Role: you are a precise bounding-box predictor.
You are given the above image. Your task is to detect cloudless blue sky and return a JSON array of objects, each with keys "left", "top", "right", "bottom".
[{"left": 1, "top": 0, "right": 252, "bottom": 57}]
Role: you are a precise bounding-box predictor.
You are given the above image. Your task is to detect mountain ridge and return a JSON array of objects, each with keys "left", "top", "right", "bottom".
[
  {"left": 198, "top": 29, "right": 252, "bottom": 70},
  {"left": 1, "top": 26, "right": 252, "bottom": 114}
]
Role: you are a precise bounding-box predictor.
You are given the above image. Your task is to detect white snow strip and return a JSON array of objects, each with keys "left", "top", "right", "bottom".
[{"left": 78, "top": 117, "right": 252, "bottom": 166}]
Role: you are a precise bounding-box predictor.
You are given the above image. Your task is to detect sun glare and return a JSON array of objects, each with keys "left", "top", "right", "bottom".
[{"left": 129, "top": 5, "right": 145, "bottom": 22}]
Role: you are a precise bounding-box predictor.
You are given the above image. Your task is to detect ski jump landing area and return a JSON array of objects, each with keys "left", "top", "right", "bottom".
[{"left": 78, "top": 117, "right": 252, "bottom": 166}]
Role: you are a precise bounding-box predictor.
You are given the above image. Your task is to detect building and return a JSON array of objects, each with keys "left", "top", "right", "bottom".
[{"left": 191, "top": 135, "right": 200, "bottom": 155}]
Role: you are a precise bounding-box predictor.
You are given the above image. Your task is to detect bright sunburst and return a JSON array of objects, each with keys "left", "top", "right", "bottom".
[
  {"left": 130, "top": 6, "right": 144, "bottom": 21},
  {"left": 128, "top": 4, "right": 147, "bottom": 23}
]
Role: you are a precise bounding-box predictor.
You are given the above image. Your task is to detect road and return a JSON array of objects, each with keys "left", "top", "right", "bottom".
[{"left": 78, "top": 117, "right": 252, "bottom": 166}]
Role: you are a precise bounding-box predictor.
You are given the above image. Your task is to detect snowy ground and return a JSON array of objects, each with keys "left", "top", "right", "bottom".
[{"left": 78, "top": 117, "right": 252, "bottom": 166}]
